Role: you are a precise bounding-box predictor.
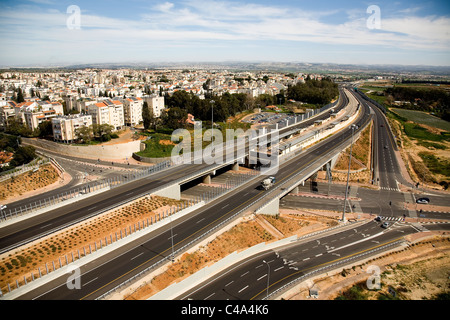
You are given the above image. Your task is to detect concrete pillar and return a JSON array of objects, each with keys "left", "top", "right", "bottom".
[
  {"left": 256, "top": 197, "right": 279, "bottom": 216},
  {"left": 232, "top": 162, "right": 239, "bottom": 172},
  {"left": 290, "top": 186, "right": 299, "bottom": 194},
  {"left": 202, "top": 174, "right": 212, "bottom": 184},
  {"left": 152, "top": 183, "right": 181, "bottom": 200}
]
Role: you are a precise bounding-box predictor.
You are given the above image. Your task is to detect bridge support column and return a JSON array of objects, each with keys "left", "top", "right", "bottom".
[
  {"left": 330, "top": 152, "right": 341, "bottom": 169},
  {"left": 255, "top": 197, "right": 279, "bottom": 216},
  {"left": 202, "top": 175, "right": 212, "bottom": 184},
  {"left": 290, "top": 186, "right": 299, "bottom": 195},
  {"left": 152, "top": 183, "right": 181, "bottom": 200},
  {"left": 232, "top": 162, "right": 239, "bottom": 172}
]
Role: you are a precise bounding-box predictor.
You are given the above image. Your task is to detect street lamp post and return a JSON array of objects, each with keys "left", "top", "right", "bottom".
[
  {"left": 210, "top": 100, "right": 215, "bottom": 131},
  {"left": 169, "top": 213, "right": 175, "bottom": 262},
  {"left": 342, "top": 124, "right": 358, "bottom": 223}
]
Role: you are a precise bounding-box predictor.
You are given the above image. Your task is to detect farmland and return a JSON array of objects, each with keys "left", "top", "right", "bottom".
[{"left": 390, "top": 108, "right": 450, "bottom": 132}]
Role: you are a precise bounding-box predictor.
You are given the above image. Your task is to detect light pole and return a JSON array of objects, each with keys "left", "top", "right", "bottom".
[
  {"left": 210, "top": 100, "right": 215, "bottom": 131},
  {"left": 169, "top": 213, "right": 175, "bottom": 263},
  {"left": 342, "top": 124, "right": 358, "bottom": 223},
  {"left": 263, "top": 260, "right": 270, "bottom": 299}
]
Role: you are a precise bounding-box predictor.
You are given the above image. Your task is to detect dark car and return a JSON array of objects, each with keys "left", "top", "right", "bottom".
[{"left": 375, "top": 216, "right": 382, "bottom": 222}]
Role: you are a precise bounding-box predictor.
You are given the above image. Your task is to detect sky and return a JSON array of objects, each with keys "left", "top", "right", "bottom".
[{"left": 0, "top": 0, "right": 449, "bottom": 67}]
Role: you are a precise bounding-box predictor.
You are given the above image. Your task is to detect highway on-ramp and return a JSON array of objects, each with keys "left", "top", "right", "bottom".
[{"left": 12, "top": 90, "right": 370, "bottom": 300}]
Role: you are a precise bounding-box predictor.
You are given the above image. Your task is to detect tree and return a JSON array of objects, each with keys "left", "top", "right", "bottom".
[
  {"left": 161, "top": 107, "right": 188, "bottom": 130},
  {"left": 142, "top": 101, "right": 152, "bottom": 130},
  {"left": 75, "top": 125, "right": 93, "bottom": 144},
  {"left": 16, "top": 88, "right": 24, "bottom": 103},
  {"left": 10, "top": 145, "right": 36, "bottom": 167}
]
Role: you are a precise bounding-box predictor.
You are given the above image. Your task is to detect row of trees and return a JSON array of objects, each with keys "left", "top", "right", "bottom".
[
  {"left": 287, "top": 77, "right": 339, "bottom": 105},
  {"left": 142, "top": 77, "right": 339, "bottom": 131},
  {"left": 75, "top": 123, "right": 118, "bottom": 144},
  {"left": 0, "top": 133, "right": 37, "bottom": 171},
  {"left": 385, "top": 86, "right": 450, "bottom": 121}
]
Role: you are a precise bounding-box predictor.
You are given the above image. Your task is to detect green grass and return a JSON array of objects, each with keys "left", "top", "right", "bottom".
[
  {"left": 136, "top": 133, "right": 175, "bottom": 158},
  {"left": 391, "top": 108, "right": 450, "bottom": 132},
  {"left": 403, "top": 123, "right": 450, "bottom": 142},
  {"left": 418, "top": 152, "right": 450, "bottom": 178}
]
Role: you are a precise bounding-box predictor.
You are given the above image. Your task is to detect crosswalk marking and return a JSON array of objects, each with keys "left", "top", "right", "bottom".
[
  {"left": 377, "top": 216, "right": 403, "bottom": 221},
  {"left": 380, "top": 187, "right": 400, "bottom": 192}
]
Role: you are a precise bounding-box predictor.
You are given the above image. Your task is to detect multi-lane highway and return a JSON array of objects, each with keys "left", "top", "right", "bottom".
[
  {"left": 0, "top": 88, "right": 348, "bottom": 254},
  {"left": 6, "top": 88, "right": 371, "bottom": 300},
  {"left": 4, "top": 86, "right": 443, "bottom": 301},
  {"left": 176, "top": 220, "right": 450, "bottom": 300}
]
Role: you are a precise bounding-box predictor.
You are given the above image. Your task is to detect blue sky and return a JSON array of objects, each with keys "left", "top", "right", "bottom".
[{"left": 0, "top": 0, "right": 449, "bottom": 67}]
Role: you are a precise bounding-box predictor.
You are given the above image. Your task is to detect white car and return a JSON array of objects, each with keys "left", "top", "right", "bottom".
[{"left": 0, "top": 204, "right": 7, "bottom": 211}]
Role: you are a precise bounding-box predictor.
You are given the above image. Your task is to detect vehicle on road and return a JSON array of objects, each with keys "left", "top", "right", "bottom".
[
  {"left": 260, "top": 176, "right": 276, "bottom": 190},
  {"left": 0, "top": 204, "right": 6, "bottom": 211},
  {"left": 381, "top": 222, "right": 389, "bottom": 228},
  {"left": 416, "top": 197, "right": 430, "bottom": 204},
  {"left": 375, "top": 216, "right": 382, "bottom": 222}
]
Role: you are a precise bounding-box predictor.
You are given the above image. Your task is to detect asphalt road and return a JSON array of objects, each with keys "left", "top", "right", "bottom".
[
  {"left": 352, "top": 90, "right": 405, "bottom": 191},
  {"left": 0, "top": 88, "right": 349, "bottom": 253},
  {"left": 12, "top": 90, "right": 370, "bottom": 300},
  {"left": 177, "top": 221, "right": 450, "bottom": 300}
]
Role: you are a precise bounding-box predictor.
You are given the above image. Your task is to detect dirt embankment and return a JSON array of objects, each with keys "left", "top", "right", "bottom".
[{"left": 0, "top": 164, "right": 60, "bottom": 201}]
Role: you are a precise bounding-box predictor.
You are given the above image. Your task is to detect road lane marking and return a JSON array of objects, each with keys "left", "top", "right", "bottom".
[
  {"left": 250, "top": 236, "right": 404, "bottom": 300},
  {"left": 81, "top": 106, "right": 372, "bottom": 300},
  {"left": 238, "top": 285, "right": 249, "bottom": 293},
  {"left": 205, "top": 292, "right": 215, "bottom": 300},
  {"left": 83, "top": 277, "right": 98, "bottom": 287},
  {"left": 130, "top": 252, "right": 144, "bottom": 261},
  {"left": 240, "top": 271, "right": 249, "bottom": 277},
  {"left": 274, "top": 266, "right": 284, "bottom": 272},
  {"left": 257, "top": 274, "right": 267, "bottom": 281},
  {"left": 225, "top": 280, "right": 234, "bottom": 287}
]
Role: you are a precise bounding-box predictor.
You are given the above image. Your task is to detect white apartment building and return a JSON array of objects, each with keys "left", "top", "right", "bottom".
[
  {"left": 15, "top": 100, "right": 64, "bottom": 131},
  {"left": 52, "top": 114, "right": 93, "bottom": 143},
  {"left": 122, "top": 97, "right": 143, "bottom": 126},
  {"left": 87, "top": 99, "right": 124, "bottom": 131},
  {"left": 143, "top": 95, "right": 165, "bottom": 118}
]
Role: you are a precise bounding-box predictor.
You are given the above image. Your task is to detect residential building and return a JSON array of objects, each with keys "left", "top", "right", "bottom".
[
  {"left": 52, "top": 114, "right": 93, "bottom": 143},
  {"left": 143, "top": 95, "right": 165, "bottom": 118},
  {"left": 122, "top": 97, "right": 143, "bottom": 126},
  {"left": 87, "top": 99, "right": 124, "bottom": 131}
]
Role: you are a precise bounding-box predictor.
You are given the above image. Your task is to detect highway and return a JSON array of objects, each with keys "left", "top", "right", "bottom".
[
  {"left": 10, "top": 88, "right": 370, "bottom": 300},
  {"left": 176, "top": 221, "right": 450, "bottom": 300},
  {"left": 353, "top": 90, "right": 407, "bottom": 191},
  {"left": 0, "top": 88, "right": 350, "bottom": 254}
]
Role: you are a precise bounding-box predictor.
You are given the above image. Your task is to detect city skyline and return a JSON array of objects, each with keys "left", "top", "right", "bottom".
[{"left": 0, "top": 0, "right": 450, "bottom": 67}]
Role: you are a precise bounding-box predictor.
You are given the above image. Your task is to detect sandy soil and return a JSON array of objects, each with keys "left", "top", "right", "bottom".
[
  {"left": 0, "top": 195, "right": 186, "bottom": 293},
  {"left": 0, "top": 164, "right": 61, "bottom": 202}
]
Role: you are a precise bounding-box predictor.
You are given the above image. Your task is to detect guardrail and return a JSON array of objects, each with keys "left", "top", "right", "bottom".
[
  {"left": 0, "top": 159, "right": 175, "bottom": 224},
  {"left": 265, "top": 239, "right": 405, "bottom": 300}
]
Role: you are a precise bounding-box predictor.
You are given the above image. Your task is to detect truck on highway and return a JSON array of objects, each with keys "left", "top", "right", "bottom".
[{"left": 260, "top": 176, "right": 276, "bottom": 190}]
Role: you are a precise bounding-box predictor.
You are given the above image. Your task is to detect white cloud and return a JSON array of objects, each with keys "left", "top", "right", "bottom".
[{"left": 0, "top": 0, "right": 449, "bottom": 65}]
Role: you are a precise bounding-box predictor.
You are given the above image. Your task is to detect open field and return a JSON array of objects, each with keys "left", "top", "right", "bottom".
[{"left": 391, "top": 108, "right": 450, "bottom": 132}]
